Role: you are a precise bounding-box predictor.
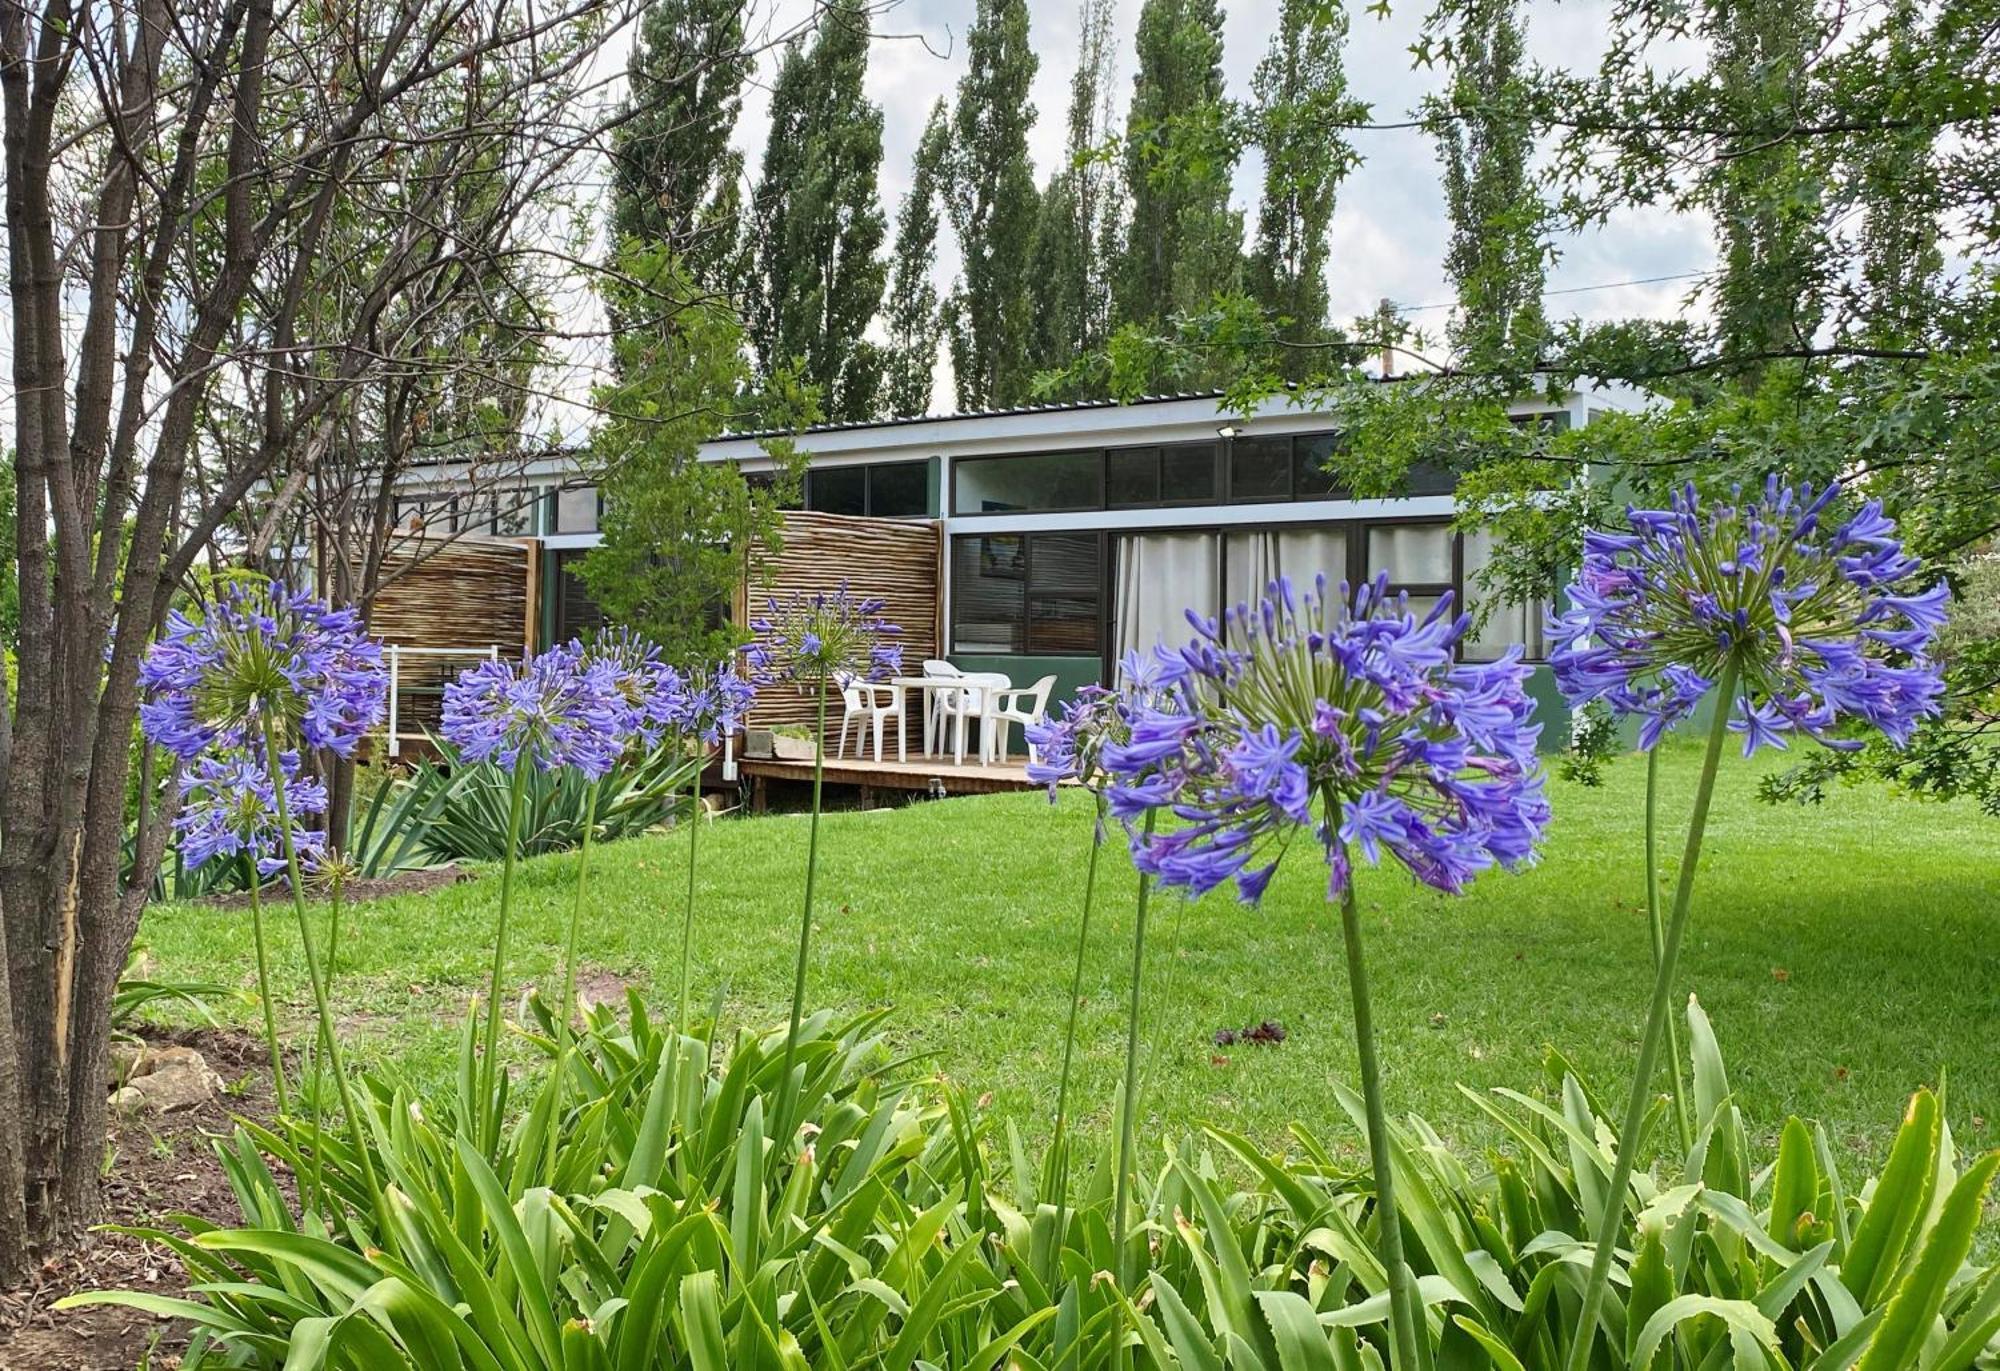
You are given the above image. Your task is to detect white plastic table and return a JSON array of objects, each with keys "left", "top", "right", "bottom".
[{"left": 887, "top": 674, "right": 1007, "bottom": 760}]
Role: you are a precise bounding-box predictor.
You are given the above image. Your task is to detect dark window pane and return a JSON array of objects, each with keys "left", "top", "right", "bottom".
[
  {"left": 1230, "top": 436, "right": 1292, "bottom": 501},
  {"left": 1161, "top": 443, "right": 1217, "bottom": 502},
  {"left": 807, "top": 465, "right": 867, "bottom": 516},
  {"left": 1026, "top": 595, "right": 1100, "bottom": 654},
  {"left": 954, "top": 451, "right": 1100, "bottom": 512},
  {"left": 1293, "top": 433, "right": 1345, "bottom": 498},
  {"left": 950, "top": 534, "right": 1025, "bottom": 653},
  {"left": 1107, "top": 448, "right": 1160, "bottom": 506},
  {"left": 1028, "top": 532, "right": 1099, "bottom": 591},
  {"left": 1403, "top": 461, "right": 1457, "bottom": 497},
  {"left": 868, "top": 461, "right": 928, "bottom": 516},
  {"left": 555, "top": 550, "right": 604, "bottom": 639}
]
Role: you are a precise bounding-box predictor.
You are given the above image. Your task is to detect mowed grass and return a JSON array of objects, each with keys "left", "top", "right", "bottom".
[{"left": 138, "top": 744, "right": 2000, "bottom": 1174}]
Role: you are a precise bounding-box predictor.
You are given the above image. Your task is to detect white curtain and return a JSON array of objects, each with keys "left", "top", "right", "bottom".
[
  {"left": 1115, "top": 532, "right": 1219, "bottom": 658},
  {"left": 1275, "top": 526, "right": 1347, "bottom": 597},
  {"left": 1223, "top": 531, "right": 1278, "bottom": 610}
]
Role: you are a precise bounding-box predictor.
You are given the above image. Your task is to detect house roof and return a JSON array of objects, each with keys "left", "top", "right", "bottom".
[{"left": 715, "top": 389, "right": 1233, "bottom": 442}]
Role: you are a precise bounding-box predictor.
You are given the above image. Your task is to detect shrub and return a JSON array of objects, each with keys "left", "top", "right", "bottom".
[{"left": 66, "top": 996, "right": 2000, "bottom": 1370}]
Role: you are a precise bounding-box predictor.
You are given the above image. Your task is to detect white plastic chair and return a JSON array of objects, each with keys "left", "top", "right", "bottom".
[
  {"left": 986, "top": 675, "right": 1059, "bottom": 764},
  {"left": 939, "top": 672, "right": 1011, "bottom": 765},
  {"left": 835, "top": 676, "right": 907, "bottom": 763},
  {"left": 920, "top": 660, "right": 963, "bottom": 756}
]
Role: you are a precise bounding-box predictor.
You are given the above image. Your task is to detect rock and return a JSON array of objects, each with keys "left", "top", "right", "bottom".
[
  {"left": 107, "top": 1040, "right": 147, "bottom": 1086},
  {"left": 105, "top": 1043, "right": 224, "bottom": 1115}
]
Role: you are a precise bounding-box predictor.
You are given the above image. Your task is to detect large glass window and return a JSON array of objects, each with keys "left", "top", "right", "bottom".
[
  {"left": 1460, "top": 525, "right": 1547, "bottom": 661},
  {"left": 1162, "top": 443, "right": 1218, "bottom": 502},
  {"left": 868, "top": 461, "right": 928, "bottom": 516},
  {"left": 1107, "top": 447, "right": 1161, "bottom": 507},
  {"left": 553, "top": 549, "right": 604, "bottom": 639},
  {"left": 805, "top": 464, "right": 867, "bottom": 515},
  {"left": 1229, "top": 436, "right": 1293, "bottom": 501},
  {"left": 950, "top": 532, "right": 1102, "bottom": 654},
  {"left": 1294, "top": 434, "right": 1345, "bottom": 498},
  {"left": 1367, "top": 523, "right": 1454, "bottom": 585},
  {"left": 953, "top": 451, "right": 1101, "bottom": 513},
  {"left": 554, "top": 484, "right": 600, "bottom": 534}
]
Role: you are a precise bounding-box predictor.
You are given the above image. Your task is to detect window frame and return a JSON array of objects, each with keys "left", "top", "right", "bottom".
[
  {"left": 948, "top": 530, "right": 1109, "bottom": 657},
  {"left": 950, "top": 450, "right": 1106, "bottom": 517}
]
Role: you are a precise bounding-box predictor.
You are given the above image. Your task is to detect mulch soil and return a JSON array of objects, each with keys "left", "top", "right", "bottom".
[
  {"left": 196, "top": 861, "right": 475, "bottom": 912},
  {"left": 0, "top": 1029, "right": 283, "bottom": 1371}
]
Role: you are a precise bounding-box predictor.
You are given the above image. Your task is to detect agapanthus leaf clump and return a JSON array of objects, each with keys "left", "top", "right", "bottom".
[
  {"left": 176, "top": 748, "right": 328, "bottom": 875},
  {"left": 1104, "top": 574, "right": 1549, "bottom": 901},
  {"left": 747, "top": 583, "right": 903, "bottom": 683},
  {"left": 1549, "top": 479, "right": 1947, "bottom": 754},
  {"left": 580, "top": 628, "right": 689, "bottom": 751},
  {"left": 442, "top": 642, "right": 629, "bottom": 777},
  {"left": 139, "top": 581, "right": 387, "bottom": 759}
]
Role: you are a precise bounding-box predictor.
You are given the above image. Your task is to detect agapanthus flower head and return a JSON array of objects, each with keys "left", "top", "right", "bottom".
[
  {"left": 747, "top": 583, "right": 903, "bottom": 683},
  {"left": 1548, "top": 479, "right": 1947, "bottom": 755},
  {"left": 680, "top": 658, "right": 759, "bottom": 745},
  {"left": 175, "top": 748, "right": 328, "bottom": 875},
  {"left": 139, "top": 580, "right": 387, "bottom": 759},
  {"left": 441, "top": 642, "right": 629, "bottom": 777},
  {"left": 1024, "top": 649, "right": 1191, "bottom": 803},
  {"left": 1102, "top": 573, "right": 1548, "bottom": 902},
  {"left": 579, "top": 627, "right": 689, "bottom": 750}
]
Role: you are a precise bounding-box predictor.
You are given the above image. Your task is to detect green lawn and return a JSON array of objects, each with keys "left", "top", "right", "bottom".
[{"left": 138, "top": 744, "right": 1999, "bottom": 1174}]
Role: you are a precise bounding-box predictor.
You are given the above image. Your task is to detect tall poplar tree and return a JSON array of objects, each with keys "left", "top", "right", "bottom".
[
  {"left": 947, "top": 0, "right": 1041, "bottom": 410},
  {"left": 884, "top": 101, "right": 952, "bottom": 417},
  {"left": 1116, "top": 0, "right": 1242, "bottom": 327},
  {"left": 746, "top": 10, "right": 889, "bottom": 421},
  {"left": 610, "top": 0, "right": 752, "bottom": 291},
  {"left": 1426, "top": 0, "right": 1548, "bottom": 374},
  {"left": 1705, "top": 0, "right": 1832, "bottom": 368},
  {"left": 1027, "top": 0, "right": 1120, "bottom": 386},
  {"left": 1849, "top": 0, "right": 1941, "bottom": 347},
  {"left": 1249, "top": 0, "right": 1364, "bottom": 377}
]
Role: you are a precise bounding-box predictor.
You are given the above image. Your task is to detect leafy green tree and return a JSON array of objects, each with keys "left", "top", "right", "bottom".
[
  {"left": 581, "top": 245, "right": 809, "bottom": 665},
  {"left": 1424, "top": 0, "right": 1547, "bottom": 376},
  {"left": 1248, "top": 0, "right": 1364, "bottom": 379},
  {"left": 1027, "top": 0, "right": 1121, "bottom": 389},
  {"left": 883, "top": 101, "right": 951, "bottom": 418},
  {"left": 610, "top": 0, "right": 752, "bottom": 291},
  {"left": 946, "top": 0, "right": 1041, "bottom": 410},
  {"left": 1848, "top": 0, "right": 1943, "bottom": 348},
  {"left": 746, "top": 11, "right": 888, "bottom": 422},
  {"left": 1116, "top": 0, "right": 1243, "bottom": 329}
]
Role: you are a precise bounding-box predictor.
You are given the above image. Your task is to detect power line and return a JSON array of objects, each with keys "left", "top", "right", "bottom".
[{"left": 1394, "top": 268, "right": 1713, "bottom": 313}]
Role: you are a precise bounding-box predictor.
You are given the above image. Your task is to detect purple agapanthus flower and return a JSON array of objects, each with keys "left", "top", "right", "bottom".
[
  {"left": 175, "top": 748, "right": 328, "bottom": 875},
  {"left": 1102, "top": 574, "right": 1549, "bottom": 902},
  {"left": 580, "top": 628, "right": 689, "bottom": 750},
  {"left": 138, "top": 581, "right": 387, "bottom": 759},
  {"left": 441, "top": 642, "right": 629, "bottom": 777},
  {"left": 1548, "top": 479, "right": 1947, "bottom": 755},
  {"left": 1024, "top": 649, "right": 1191, "bottom": 802},
  {"left": 747, "top": 583, "right": 903, "bottom": 683},
  {"left": 680, "top": 658, "right": 759, "bottom": 745}
]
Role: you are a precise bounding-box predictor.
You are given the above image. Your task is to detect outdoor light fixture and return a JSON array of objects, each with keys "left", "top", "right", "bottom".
[{"left": 1216, "top": 424, "right": 1238, "bottom": 439}]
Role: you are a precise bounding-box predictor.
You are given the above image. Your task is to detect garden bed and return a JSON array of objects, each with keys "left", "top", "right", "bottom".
[{"left": 0, "top": 1029, "right": 277, "bottom": 1371}]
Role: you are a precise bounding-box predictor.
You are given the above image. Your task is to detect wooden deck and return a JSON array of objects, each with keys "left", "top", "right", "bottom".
[{"left": 738, "top": 752, "right": 1041, "bottom": 809}]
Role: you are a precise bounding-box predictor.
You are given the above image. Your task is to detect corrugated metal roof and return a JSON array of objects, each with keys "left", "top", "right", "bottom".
[{"left": 714, "top": 389, "right": 1235, "bottom": 442}]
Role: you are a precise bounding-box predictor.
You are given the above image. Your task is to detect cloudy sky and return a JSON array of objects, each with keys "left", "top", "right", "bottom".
[{"left": 721, "top": 0, "right": 1718, "bottom": 354}]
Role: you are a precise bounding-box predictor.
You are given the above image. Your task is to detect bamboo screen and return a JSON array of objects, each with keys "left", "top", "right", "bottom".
[
  {"left": 740, "top": 511, "right": 943, "bottom": 730},
  {"left": 366, "top": 533, "right": 536, "bottom": 658}
]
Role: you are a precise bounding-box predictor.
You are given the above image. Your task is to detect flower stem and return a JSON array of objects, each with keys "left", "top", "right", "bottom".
[
  {"left": 244, "top": 872, "right": 289, "bottom": 1118},
  {"left": 1567, "top": 655, "right": 1741, "bottom": 1371},
  {"left": 677, "top": 743, "right": 702, "bottom": 1038},
  {"left": 774, "top": 678, "right": 829, "bottom": 1143},
  {"left": 261, "top": 723, "right": 378, "bottom": 1207},
  {"left": 1111, "top": 808, "right": 1158, "bottom": 1292},
  {"left": 1645, "top": 748, "right": 1692, "bottom": 1154},
  {"left": 1046, "top": 792, "right": 1107, "bottom": 1231},
  {"left": 545, "top": 779, "right": 599, "bottom": 1183},
  {"left": 1330, "top": 829, "right": 1422, "bottom": 1371},
  {"left": 479, "top": 761, "right": 532, "bottom": 1154}
]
